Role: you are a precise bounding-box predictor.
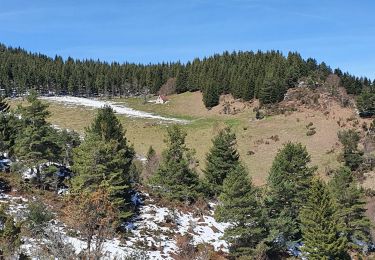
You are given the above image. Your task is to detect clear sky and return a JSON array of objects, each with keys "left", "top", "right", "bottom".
[{"left": 1, "top": 0, "right": 374, "bottom": 78}]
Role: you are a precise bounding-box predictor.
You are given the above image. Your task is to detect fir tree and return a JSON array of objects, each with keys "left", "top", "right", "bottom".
[
  {"left": 19, "top": 91, "right": 50, "bottom": 128},
  {"left": 0, "top": 113, "right": 21, "bottom": 156},
  {"left": 150, "top": 125, "right": 200, "bottom": 202},
  {"left": 266, "top": 142, "right": 316, "bottom": 249},
  {"left": 0, "top": 97, "right": 15, "bottom": 154},
  {"left": 0, "top": 213, "right": 21, "bottom": 257},
  {"left": 259, "top": 78, "right": 276, "bottom": 104},
  {"left": 299, "top": 179, "right": 348, "bottom": 259},
  {"left": 338, "top": 130, "right": 363, "bottom": 171},
  {"left": 203, "top": 81, "right": 219, "bottom": 109},
  {"left": 357, "top": 91, "right": 375, "bottom": 115},
  {"left": 215, "top": 164, "right": 266, "bottom": 257},
  {"left": 259, "top": 67, "right": 285, "bottom": 105},
  {"left": 13, "top": 92, "right": 61, "bottom": 186},
  {"left": 175, "top": 68, "right": 188, "bottom": 93},
  {"left": 87, "top": 105, "right": 127, "bottom": 143},
  {"left": 72, "top": 106, "right": 135, "bottom": 220},
  {"left": 203, "top": 127, "right": 239, "bottom": 197},
  {"left": 329, "top": 167, "right": 371, "bottom": 249}
]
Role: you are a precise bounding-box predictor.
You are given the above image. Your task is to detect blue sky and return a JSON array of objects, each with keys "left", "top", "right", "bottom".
[{"left": 1, "top": 0, "right": 374, "bottom": 78}]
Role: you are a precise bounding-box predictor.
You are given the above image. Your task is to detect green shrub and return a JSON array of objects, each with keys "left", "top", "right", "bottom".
[{"left": 26, "top": 200, "right": 53, "bottom": 233}]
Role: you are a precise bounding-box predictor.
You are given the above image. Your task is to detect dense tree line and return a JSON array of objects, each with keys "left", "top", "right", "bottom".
[
  {"left": 0, "top": 43, "right": 178, "bottom": 97},
  {"left": 1, "top": 43, "right": 373, "bottom": 108}
]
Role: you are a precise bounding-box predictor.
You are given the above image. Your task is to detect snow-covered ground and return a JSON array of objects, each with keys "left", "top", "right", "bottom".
[
  {"left": 123, "top": 193, "right": 229, "bottom": 258},
  {"left": 0, "top": 191, "right": 229, "bottom": 259},
  {"left": 41, "top": 96, "right": 188, "bottom": 124}
]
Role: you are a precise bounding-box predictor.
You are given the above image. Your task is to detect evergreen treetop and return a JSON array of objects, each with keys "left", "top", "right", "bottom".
[
  {"left": 87, "top": 105, "right": 126, "bottom": 143},
  {"left": 202, "top": 81, "right": 219, "bottom": 109},
  {"left": 266, "top": 142, "right": 316, "bottom": 249},
  {"left": 0, "top": 98, "right": 18, "bottom": 155},
  {"left": 329, "top": 167, "right": 372, "bottom": 249},
  {"left": 204, "top": 127, "right": 239, "bottom": 197},
  {"left": 20, "top": 90, "right": 50, "bottom": 128},
  {"left": 72, "top": 106, "right": 134, "bottom": 220},
  {"left": 215, "top": 164, "right": 266, "bottom": 257},
  {"left": 13, "top": 92, "right": 61, "bottom": 168},
  {"left": 150, "top": 125, "right": 200, "bottom": 202},
  {"left": 299, "top": 179, "right": 348, "bottom": 259}
]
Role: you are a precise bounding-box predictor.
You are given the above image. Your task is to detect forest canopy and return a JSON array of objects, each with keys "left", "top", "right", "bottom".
[{"left": 0, "top": 43, "right": 373, "bottom": 108}]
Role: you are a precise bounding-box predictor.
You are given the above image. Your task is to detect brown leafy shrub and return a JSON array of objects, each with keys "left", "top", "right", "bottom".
[
  {"left": 62, "top": 189, "right": 117, "bottom": 257},
  {"left": 174, "top": 234, "right": 197, "bottom": 260}
]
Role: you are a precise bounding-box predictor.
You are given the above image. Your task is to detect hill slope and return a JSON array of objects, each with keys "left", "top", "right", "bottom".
[{"left": 10, "top": 86, "right": 371, "bottom": 185}]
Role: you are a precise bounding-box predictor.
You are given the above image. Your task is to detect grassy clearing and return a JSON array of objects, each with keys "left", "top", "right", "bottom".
[{"left": 9, "top": 92, "right": 352, "bottom": 185}]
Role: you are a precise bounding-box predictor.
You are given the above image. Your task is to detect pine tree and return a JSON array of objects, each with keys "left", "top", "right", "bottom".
[
  {"left": 19, "top": 91, "right": 50, "bottom": 128},
  {"left": 13, "top": 91, "right": 61, "bottom": 186},
  {"left": 259, "top": 68, "right": 286, "bottom": 105},
  {"left": 72, "top": 106, "right": 135, "bottom": 220},
  {"left": 87, "top": 105, "right": 127, "bottom": 143},
  {"left": 329, "top": 167, "right": 371, "bottom": 249},
  {"left": 204, "top": 127, "right": 239, "bottom": 197},
  {"left": 215, "top": 164, "right": 266, "bottom": 257},
  {"left": 0, "top": 97, "right": 13, "bottom": 154},
  {"left": 0, "top": 113, "right": 21, "bottom": 156},
  {"left": 338, "top": 130, "right": 363, "bottom": 170},
  {"left": 203, "top": 81, "right": 219, "bottom": 109},
  {"left": 299, "top": 179, "right": 348, "bottom": 259},
  {"left": 266, "top": 142, "right": 316, "bottom": 249},
  {"left": 175, "top": 68, "right": 188, "bottom": 93},
  {"left": 0, "top": 212, "right": 21, "bottom": 257},
  {"left": 150, "top": 125, "right": 200, "bottom": 202}
]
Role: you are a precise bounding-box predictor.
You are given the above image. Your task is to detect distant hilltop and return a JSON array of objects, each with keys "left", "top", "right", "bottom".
[{"left": 0, "top": 43, "right": 373, "bottom": 113}]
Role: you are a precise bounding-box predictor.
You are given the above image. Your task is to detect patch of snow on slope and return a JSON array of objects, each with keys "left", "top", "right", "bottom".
[
  {"left": 0, "top": 192, "right": 228, "bottom": 259},
  {"left": 126, "top": 194, "right": 229, "bottom": 257},
  {"left": 41, "top": 96, "right": 188, "bottom": 123}
]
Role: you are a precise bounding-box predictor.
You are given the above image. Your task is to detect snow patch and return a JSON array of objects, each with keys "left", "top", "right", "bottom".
[
  {"left": 0, "top": 192, "right": 229, "bottom": 259},
  {"left": 41, "top": 96, "right": 188, "bottom": 123}
]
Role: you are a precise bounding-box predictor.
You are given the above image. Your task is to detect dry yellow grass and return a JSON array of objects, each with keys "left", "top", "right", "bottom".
[{"left": 8, "top": 91, "right": 368, "bottom": 186}]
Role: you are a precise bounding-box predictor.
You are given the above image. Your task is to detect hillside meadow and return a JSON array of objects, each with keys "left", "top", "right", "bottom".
[{"left": 9, "top": 91, "right": 365, "bottom": 185}]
